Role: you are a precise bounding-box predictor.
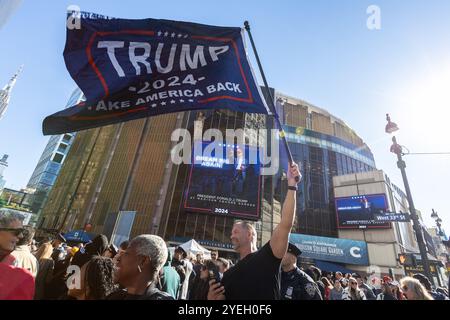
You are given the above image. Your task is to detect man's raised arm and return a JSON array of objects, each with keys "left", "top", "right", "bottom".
[{"left": 270, "top": 163, "right": 301, "bottom": 259}]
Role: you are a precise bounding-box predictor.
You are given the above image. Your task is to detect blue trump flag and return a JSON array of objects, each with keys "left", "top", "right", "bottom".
[{"left": 43, "top": 12, "right": 270, "bottom": 135}]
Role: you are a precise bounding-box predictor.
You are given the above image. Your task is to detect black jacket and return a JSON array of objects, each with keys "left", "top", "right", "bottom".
[
  {"left": 281, "top": 268, "right": 323, "bottom": 300},
  {"left": 107, "top": 285, "right": 174, "bottom": 300}
]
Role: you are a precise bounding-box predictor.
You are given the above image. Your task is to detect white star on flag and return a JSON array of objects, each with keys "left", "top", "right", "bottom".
[
  {"left": 157, "top": 31, "right": 162, "bottom": 36},
  {"left": 179, "top": 99, "right": 184, "bottom": 103},
  {"left": 184, "top": 34, "right": 188, "bottom": 38},
  {"left": 161, "top": 101, "right": 166, "bottom": 106},
  {"left": 188, "top": 99, "right": 194, "bottom": 102},
  {"left": 177, "top": 34, "right": 182, "bottom": 38},
  {"left": 171, "top": 32, "right": 176, "bottom": 37},
  {"left": 164, "top": 31, "right": 169, "bottom": 37},
  {"left": 170, "top": 100, "right": 176, "bottom": 104},
  {"left": 151, "top": 104, "right": 157, "bottom": 108}
]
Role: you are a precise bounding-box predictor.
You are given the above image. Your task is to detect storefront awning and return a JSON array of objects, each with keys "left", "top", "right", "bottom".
[{"left": 314, "top": 260, "right": 355, "bottom": 274}]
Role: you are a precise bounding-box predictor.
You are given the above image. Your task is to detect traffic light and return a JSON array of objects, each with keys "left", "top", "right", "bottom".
[
  {"left": 398, "top": 253, "right": 407, "bottom": 265},
  {"left": 398, "top": 253, "right": 418, "bottom": 267}
]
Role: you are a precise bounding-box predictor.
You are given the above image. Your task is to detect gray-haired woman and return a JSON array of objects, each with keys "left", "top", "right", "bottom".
[{"left": 107, "top": 234, "right": 173, "bottom": 300}]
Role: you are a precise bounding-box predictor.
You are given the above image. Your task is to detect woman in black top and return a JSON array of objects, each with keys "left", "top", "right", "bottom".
[{"left": 107, "top": 235, "right": 173, "bottom": 300}]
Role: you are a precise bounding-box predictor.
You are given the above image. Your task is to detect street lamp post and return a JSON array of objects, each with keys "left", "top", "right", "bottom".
[
  {"left": 431, "top": 209, "right": 444, "bottom": 237},
  {"left": 385, "top": 114, "right": 433, "bottom": 282}
]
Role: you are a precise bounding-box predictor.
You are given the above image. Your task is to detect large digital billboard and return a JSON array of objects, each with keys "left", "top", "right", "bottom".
[
  {"left": 184, "top": 142, "right": 261, "bottom": 220},
  {"left": 335, "top": 194, "right": 391, "bottom": 229}
]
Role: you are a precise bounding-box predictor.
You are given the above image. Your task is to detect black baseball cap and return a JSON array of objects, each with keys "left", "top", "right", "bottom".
[{"left": 287, "top": 243, "right": 302, "bottom": 257}]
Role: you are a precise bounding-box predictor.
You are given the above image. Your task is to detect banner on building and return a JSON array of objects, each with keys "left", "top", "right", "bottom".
[
  {"left": 335, "top": 194, "right": 391, "bottom": 229},
  {"left": 184, "top": 142, "right": 262, "bottom": 220},
  {"left": 43, "top": 12, "right": 269, "bottom": 135},
  {"left": 289, "top": 233, "right": 369, "bottom": 266}
]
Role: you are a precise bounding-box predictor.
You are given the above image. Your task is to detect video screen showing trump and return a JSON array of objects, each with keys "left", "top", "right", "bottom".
[
  {"left": 184, "top": 142, "right": 261, "bottom": 220},
  {"left": 335, "top": 194, "right": 391, "bottom": 229}
]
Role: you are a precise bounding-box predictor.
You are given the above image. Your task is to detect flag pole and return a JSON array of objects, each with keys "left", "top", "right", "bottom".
[{"left": 244, "top": 21, "right": 300, "bottom": 182}]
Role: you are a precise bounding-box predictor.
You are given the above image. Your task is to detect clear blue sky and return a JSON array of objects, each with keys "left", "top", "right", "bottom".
[{"left": 1, "top": 0, "right": 449, "bottom": 233}]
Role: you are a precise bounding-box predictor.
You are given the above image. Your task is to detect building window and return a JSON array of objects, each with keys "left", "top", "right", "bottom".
[
  {"left": 62, "top": 134, "right": 72, "bottom": 142},
  {"left": 57, "top": 143, "right": 68, "bottom": 153},
  {"left": 52, "top": 153, "right": 64, "bottom": 164}
]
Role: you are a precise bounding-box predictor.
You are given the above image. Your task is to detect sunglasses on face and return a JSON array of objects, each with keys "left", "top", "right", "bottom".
[{"left": 0, "top": 228, "right": 25, "bottom": 236}]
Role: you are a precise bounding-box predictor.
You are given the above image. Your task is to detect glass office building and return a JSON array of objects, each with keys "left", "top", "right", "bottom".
[{"left": 26, "top": 88, "right": 84, "bottom": 214}]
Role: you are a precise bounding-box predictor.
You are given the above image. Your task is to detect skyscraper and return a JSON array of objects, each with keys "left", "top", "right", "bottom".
[
  {"left": 0, "top": 65, "right": 23, "bottom": 120},
  {"left": 0, "top": 154, "right": 8, "bottom": 193},
  {"left": 26, "top": 88, "right": 84, "bottom": 214}
]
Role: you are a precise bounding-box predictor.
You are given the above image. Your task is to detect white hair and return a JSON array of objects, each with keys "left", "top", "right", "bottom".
[
  {"left": 0, "top": 209, "right": 24, "bottom": 228},
  {"left": 130, "top": 235, "right": 168, "bottom": 275}
]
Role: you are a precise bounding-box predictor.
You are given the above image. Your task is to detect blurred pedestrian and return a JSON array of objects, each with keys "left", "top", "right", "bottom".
[
  {"left": 172, "top": 246, "right": 193, "bottom": 300},
  {"left": 353, "top": 273, "right": 376, "bottom": 300},
  {"left": 306, "top": 266, "right": 325, "bottom": 299},
  {"left": 11, "top": 226, "right": 38, "bottom": 277},
  {"left": 210, "top": 250, "right": 218, "bottom": 261},
  {"left": 34, "top": 242, "right": 55, "bottom": 300},
  {"left": 321, "top": 277, "right": 333, "bottom": 300},
  {"left": 400, "top": 276, "right": 433, "bottom": 300},
  {"left": 329, "top": 278, "right": 343, "bottom": 300},
  {"left": 67, "top": 256, "right": 117, "bottom": 300},
  {"left": 190, "top": 260, "right": 218, "bottom": 300},
  {"left": 376, "top": 277, "right": 397, "bottom": 300},
  {"left": 342, "top": 277, "right": 367, "bottom": 300},
  {"left": 412, "top": 274, "right": 447, "bottom": 300},
  {"left": 103, "top": 244, "right": 118, "bottom": 259},
  {"left": 158, "top": 248, "right": 180, "bottom": 299}
]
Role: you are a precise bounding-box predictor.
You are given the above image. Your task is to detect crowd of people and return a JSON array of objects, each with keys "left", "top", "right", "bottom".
[{"left": 1, "top": 163, "right": 449, "bottom": 301}]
